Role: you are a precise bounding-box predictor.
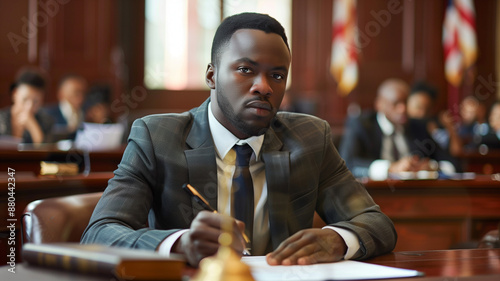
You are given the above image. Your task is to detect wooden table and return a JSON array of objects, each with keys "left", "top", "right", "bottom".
[
  {"left": 0, "top": 248, "right": 498, "bottom": 280},
  {"left": 457, "top": 150, "right": 500, "bottom": 174},
  {"left": 0, "top": 146, "right": 125, "bottom": 174},
  {"left": 0, "top": 172, "right": 113, "bottom": 265},
  {"left": 364, "top": 176, "right": 500, "bottom": 252},
  {"left": 367, "top": 248, "right": 500, "bottom": 280}
]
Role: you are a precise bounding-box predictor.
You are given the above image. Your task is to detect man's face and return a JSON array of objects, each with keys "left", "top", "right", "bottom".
[
  {"left": 376, "top": 85, "right": 409, "bottom": 126},
  {"left": 489, "top": 104, "right": 500, "bottom": 132},
  {"left": 207, "top": 29, "right": 291, "bottom": 138},
  {"left": 12, "top": 84, "right": 44, "bottom": 115},
  {"left": 407, "top": 92, "right": 432, "bottom": 119},
  {"left": 459, "top": 97, "right": 479, "bottom": 124},
  {"left": 59, "top": 78, "right": 87, "bottom": 110}
]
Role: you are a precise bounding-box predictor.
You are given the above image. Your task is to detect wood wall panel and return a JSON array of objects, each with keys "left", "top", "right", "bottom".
[
  {"left": 0, "top": 0, "right": 497, "bottom": 127},
  {"left": 0, "top": 0, "right": 33, "bottom": 108},
  {"left": 43, "top": 0, "right": 119, "bottom": 103},
  {"left": 0, "top": 0, "right": 120, "bottom": 108}
]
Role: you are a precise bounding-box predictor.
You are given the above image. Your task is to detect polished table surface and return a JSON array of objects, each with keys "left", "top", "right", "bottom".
[
  {"left": 366, "top": 248, "right": 500, "bottom": 279},
  {"left": 0, "top": 248, "right": 498, "bottom": 281},
  {"left": 0, "top": 145, "right": 125, "bottom": 174}
]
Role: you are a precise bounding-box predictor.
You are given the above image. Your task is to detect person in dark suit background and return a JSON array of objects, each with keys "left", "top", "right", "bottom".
[
  {"left": 339, "top": 79, "right": 460, "bottom": 180},
  {"left": 479, "top": 101, "right": 500, "bottom": 149},
  {"left": 0, "top": 69, "right": 54, "bottom": 144},
  {"left": 44, "top": 74, "right": 87, "bottom": 138},
  {"left": 407, "top": 82, "right": 463, "bottom": 156},
  {"left": 82, "top": 13, "right": 396, "bottom": 267}
]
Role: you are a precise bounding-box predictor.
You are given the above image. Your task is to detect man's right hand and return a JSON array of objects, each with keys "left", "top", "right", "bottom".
[
  {"left": 388, "top": 156, "right": 413, "bottom": 173},
  {"left": 172, "top": 211, "right": 246, "bottom": 267},
  {"left": 389, "top": 156, "right": 437, "bottom": 174}
]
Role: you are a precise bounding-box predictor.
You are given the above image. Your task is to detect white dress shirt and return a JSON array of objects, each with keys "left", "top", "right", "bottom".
[
  {"left": 59, "top": 100, "right": 82, "bottom": 131},
  {"left": 159, "top": 103, "right": 360, "bottom": 258},
  {"left": 369, "top": 113, "right": 410, "bottom": 180}
]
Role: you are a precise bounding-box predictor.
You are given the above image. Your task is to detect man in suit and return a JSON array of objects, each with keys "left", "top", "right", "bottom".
[
  {"left": 82, "top": 13, "right": 396, "bottom": 267},
  {"left": 339, "top": 79, "right": 459, "bottom": 180},
  {"left": 44, "top": 74, "right": 87, "bottom": 138}
]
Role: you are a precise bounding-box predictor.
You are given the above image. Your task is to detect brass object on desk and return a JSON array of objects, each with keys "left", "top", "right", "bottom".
[
  {"left": 191, "top": 219, "right": 255, "bottom": 281},
  {"left": 40, "top": 161, "right": 79, "bottom": 175}
]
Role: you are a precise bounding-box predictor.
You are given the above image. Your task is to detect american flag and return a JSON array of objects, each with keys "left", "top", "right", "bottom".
[
  {"left": 330, "top": 0, "right": 358, "bottom": 96},
  {"left": 443, "top": 0, "right": 477, "bottom": 87}
]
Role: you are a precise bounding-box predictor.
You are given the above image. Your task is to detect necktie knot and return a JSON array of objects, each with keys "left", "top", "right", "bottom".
[{"left": 234, "top": 144, "right": 253, "bottom": 166}]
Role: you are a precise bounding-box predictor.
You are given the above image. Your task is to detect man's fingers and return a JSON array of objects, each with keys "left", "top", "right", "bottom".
[
  {"left": 235, "top": 219, "right": 246, "bottom": 234},
  {"left": 185, "top": 211, "right": 249, "bottom": 266},
  {"left": 267, "top": 231, "right": 312, "bottom": 265},
  {"left": 271, "top": 230, "right": 304, "bottom": 253},
  {"left": 267, "top": 229, "right": 346, "bottom": 266}
]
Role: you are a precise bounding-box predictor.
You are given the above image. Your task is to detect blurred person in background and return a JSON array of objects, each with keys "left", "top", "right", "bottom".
[
  {"left": 339, "top": 79, "right": 460, "bottom": 180},
  {"left": 458, "top": 95, "right": 488, "bottom": 149},
  {"left": 478, "top": 101, "right": 500, "bottom": 149},
  {"left": 44, "top": 74, "right": 87, "bottom": 138},
  {"left": 83, "top": 84, "right": 112, "bottom": 124},
  {"left": 0, "top": 69, "right": 54, "bottom": 144},
  {"left": 407, "top": 82, "right": 462, "bottom": 156}
]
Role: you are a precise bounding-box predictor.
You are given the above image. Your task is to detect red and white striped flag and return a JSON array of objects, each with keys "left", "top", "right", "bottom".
[
  {"left": 330, "top": 0, "right": 358, "bottom": 96},
  {"left": 443, "top": 0, "right": 477, "bottom": 87}
]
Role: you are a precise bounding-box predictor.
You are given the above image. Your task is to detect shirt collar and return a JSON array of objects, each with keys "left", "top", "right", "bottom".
[
  {"left": 376, "top": 112, "right": 395, "bottom": 136},
  {"left": 208, "top": 102, "right": 264, "bottom": 160},
  {"left": 59, "top": 100, "right": 74, "bottom": 120}
]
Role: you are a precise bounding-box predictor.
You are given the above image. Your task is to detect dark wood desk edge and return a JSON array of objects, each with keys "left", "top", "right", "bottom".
[
  {"left": 368, "top": 248, "right": 500, "bottom": 261},
  {"left": 363, "top": 177, "right": 500, "bottom": 189},
  {"left": 1, "top": 249, "right": 499, "bottom": 280}
]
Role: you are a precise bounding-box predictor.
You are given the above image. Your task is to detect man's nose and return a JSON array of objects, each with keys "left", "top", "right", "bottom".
[
  {"left": 251, "top": 74, "right": 273, "bottom": 97},
  {"left": 397, "top": 103, "right": 407, "bottom": 114}
]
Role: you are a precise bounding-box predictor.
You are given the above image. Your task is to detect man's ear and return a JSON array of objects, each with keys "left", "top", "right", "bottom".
[{"left": 205, "top": 63, "right": 216, "bottom": 89}]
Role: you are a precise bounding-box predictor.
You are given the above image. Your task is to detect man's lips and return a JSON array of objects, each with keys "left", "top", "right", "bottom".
[{"left": 246, "top": 100, "right": 272, "bottom": 111}]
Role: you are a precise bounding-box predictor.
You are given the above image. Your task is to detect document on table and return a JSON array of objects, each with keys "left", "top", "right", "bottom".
[
  {"left": 242, "top": 256, "right": 423, "bottom": 281},
  {"left": 74, "top": 122, "right": 125, "bottom": 151}
]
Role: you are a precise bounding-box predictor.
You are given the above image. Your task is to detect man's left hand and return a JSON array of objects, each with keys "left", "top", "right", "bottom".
[{"left": 266, "top": 229, "right": 347, "bottom": 265}]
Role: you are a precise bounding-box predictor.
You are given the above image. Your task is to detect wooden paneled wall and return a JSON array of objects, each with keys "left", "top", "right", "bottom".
[
  {"left": 0, "top": 0, "right": 497, "bottom": 127},
  {"left": 0, "top": 0, "right": 121, "bottom": 107}
]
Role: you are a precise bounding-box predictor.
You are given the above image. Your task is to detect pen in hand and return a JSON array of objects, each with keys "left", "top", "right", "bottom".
[{"left": 182, "top": 183, "right": 251, "bottom": 256}]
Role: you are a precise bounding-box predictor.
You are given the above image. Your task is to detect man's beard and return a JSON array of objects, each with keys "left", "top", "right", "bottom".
[{"left": 216, "top": 88, "right": 270, "bottom": 137}]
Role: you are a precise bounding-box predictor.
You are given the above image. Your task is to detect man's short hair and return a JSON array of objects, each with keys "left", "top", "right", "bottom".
[
  {"left": 410, "top": 81, "right": 438, "bottom": 101},
  {"left": 210, "top": 12, "right": 289, "bottom": 66},
  {"left": 10, "top": 69, "right": 46, "bottom": 94},
  {"left": 58, "top": 73, "right": 86, "bottom": 88}
]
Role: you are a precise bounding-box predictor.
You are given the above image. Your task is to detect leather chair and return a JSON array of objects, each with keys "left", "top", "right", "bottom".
[{"left": 22, "top": 192, "right": 103, "bottom": 243}]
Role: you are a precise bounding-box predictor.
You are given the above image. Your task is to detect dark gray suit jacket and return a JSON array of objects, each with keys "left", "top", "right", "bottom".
[{"left": 81, "top": 99, "right": 396, "bottom": 259}]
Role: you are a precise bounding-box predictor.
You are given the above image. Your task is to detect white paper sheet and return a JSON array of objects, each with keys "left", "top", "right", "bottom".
[
  {"left": 74, "top": 122, "right": 125, "bottom": 151},
  {"left": 242, "top": 256, "right": 423, "bottom": 281}
]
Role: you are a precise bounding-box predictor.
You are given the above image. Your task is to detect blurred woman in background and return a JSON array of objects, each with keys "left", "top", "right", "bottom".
[{"left": 0, "top": 69, "right": 54, "bottom": 144}]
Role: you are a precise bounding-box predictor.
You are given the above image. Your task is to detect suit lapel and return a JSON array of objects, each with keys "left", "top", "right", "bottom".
[
  {"left": 262, "top": 126, "right": 290, "bottom": 249},
  {"left": 184, "top": 99, "right": 218, "bottom": 212},
  {"left": 372, "top": 115, "right": 384, "bottom": 158}
]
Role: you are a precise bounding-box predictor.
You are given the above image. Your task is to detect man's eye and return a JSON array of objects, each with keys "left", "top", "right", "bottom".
[
  {"left": 273, "top": 73, "right": 284, "bottom": 80},
  {"left": 238, "top": 67, "right": 252, "bottom": 74}
]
